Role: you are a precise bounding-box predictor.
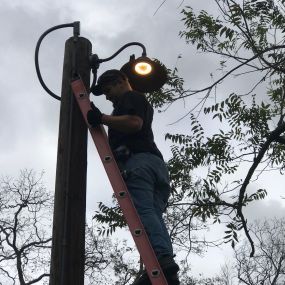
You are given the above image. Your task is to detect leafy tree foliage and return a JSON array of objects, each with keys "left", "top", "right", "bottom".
[
  {"left": 92, "top": 191, "right": 214, "bottom": 259},
  {"left": 94, "top": 0, "right": 285, "bottom": 264},
  {"left": 157, "top": 0, "right": 285, "bottom": 256},
  {"left": 93, "top": 200, "right": 126, "bottom": 236}
]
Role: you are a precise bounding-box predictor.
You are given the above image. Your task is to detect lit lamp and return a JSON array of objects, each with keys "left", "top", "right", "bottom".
[
  {"left": 134, "top": 59, "right": 152, "bottom": 75},
  {"left": 90, "top": 42, "right": 167, "bottom": 94},
  {"left": 120, "top": 54, "right": 167, "bottom": 93}
]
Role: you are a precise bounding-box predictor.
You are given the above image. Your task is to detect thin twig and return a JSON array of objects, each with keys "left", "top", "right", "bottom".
[{"left": 153, "top": 0, "right": 167, "bottom": 16}]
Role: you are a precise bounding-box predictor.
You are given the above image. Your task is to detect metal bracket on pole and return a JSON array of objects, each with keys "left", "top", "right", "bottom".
[{"left": 73, "top": 21, "right": 80, "bottom": 38}]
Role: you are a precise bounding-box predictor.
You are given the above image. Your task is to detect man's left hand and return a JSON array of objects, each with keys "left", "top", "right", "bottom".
[{"left": 87, "top": 102, "right": 103, "bottom": 127}]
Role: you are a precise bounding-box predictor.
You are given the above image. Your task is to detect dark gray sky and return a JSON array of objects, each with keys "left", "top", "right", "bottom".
[{"left": 0, "top": 0, "right": 284, "bottom": 280}]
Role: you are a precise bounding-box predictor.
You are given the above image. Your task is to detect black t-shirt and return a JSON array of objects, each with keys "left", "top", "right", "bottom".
[{"left": 108, "top": 90, "right": 163, "bottom": 160}]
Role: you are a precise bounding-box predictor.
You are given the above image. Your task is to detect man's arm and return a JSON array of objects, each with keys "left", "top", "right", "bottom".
[{"left": 101, "top": 114, "right": 143, "bottom": 134}]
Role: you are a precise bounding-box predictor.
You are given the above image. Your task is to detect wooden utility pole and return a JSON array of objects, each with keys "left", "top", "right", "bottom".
[{"left": 49, "top": 36, "right": 92, "bottom": 285}]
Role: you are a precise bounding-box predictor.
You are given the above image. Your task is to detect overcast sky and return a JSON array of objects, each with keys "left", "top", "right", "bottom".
[{"left": 0, "top": 0, "right": 284, "bottom": 281}]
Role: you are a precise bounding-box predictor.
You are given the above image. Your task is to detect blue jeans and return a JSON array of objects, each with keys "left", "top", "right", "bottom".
[{"left": 121, "top": 152, "right": 173, "bottom": 258}]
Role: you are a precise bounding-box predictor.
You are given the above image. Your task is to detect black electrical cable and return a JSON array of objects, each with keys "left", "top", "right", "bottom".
[
  {"left": 35, "top": 22, "right": 78, "bottom": 101},
  {"left": 35, "top": 23, "right": 146, "bottom": 101}
]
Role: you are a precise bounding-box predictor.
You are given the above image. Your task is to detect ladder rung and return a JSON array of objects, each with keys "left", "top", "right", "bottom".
[
  {"left": 103, "top": 155, "right": 112, "bottom": 162},
  {"left": 151, "top": 269, "right": 160, "bottom": 277},
  {"left": 134, "top": 229, "right": 142, "bottom": 236},
  {"left": 118, "top": 191, "right": 127, "bottom": 198}
]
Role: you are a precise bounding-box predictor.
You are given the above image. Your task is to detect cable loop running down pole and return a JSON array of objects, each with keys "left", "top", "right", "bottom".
[{"left": 35, "top": 22, "right": 80, "bottom": 101}]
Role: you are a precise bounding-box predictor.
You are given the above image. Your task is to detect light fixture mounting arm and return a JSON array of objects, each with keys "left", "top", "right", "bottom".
[{"left": 90, "top": 42, "right": 147, "bottom": 69}]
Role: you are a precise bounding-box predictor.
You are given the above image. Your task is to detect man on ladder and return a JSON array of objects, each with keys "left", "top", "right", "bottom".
[{"left": 87, "top": 69, "right": 180, "bottom": 285}]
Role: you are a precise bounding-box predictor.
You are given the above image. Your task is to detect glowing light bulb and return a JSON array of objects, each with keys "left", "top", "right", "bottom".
[{"left": 135, "top": 62, "right": 152, "bottom": 75}]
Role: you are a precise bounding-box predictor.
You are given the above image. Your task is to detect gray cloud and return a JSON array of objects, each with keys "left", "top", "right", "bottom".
[
  {"left": 0, "top": 1, "right": 196, "bottom": 194},
  {"left": 245, "top": 199, "right": 285, "bottom": 221},
  {"left": 0, "top": 2, "right": 284, "bottom": 281}
]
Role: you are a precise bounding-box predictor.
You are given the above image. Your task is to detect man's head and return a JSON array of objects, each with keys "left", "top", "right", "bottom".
[{"left": 92, "top": 69, "right": 132, "bottom": 102}]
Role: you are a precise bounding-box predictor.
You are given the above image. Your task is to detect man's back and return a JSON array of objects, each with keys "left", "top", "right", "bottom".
[{"left": 108, "top": 90, "right": 163, "bottom": 159}]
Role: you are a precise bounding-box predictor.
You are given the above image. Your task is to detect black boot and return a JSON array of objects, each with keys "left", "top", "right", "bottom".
[
  {"left": 158, "top": 255, "right": 180, "bottom": 275},
  {"left": 131, "top": 272, "right": 180, "bottom": 285},
  {"left": 164, "top": 272, "right": 180, "bottom": 285},
  {"left": 159, "top": 255, "right": 180, "bottom": 285},
  {"left": 132, "top": 255, "right": 180, "bottom": 285}
]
